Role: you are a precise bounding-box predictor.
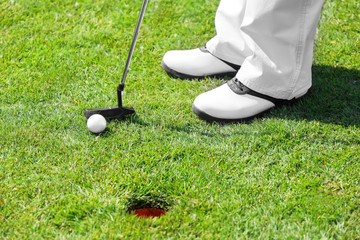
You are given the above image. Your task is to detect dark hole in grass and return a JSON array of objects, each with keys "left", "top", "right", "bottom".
[
  {"left": 127, "top": 195, "right": 170, "bottom": 219},
  {"left": 132, "top": 208, "right": 166, "bottom": 218}
]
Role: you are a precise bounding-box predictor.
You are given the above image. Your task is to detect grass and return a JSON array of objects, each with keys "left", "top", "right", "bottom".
[{"left": 1, "top": 0, "right": 359, "bottom": 238}]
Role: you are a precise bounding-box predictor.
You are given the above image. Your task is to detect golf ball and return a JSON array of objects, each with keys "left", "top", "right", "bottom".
[{"left": 87, "top": 114, "right": 106, "bottom": 133}]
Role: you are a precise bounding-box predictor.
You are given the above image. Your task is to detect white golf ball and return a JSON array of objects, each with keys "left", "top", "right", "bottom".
[{"left": 87, "top": 114, "right": 107, "bottom": 133}]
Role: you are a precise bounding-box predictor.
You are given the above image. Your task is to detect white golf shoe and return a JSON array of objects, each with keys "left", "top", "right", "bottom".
[
  {"left": 192, "top": 78, "right": 307, "bottom": 122},
  {"left": 161, "top": 46, "right": 240, "bottom": 79}
]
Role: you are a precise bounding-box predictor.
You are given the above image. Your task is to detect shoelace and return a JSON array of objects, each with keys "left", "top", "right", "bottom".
[
  {"left": 227, "top": 78, "right": 249, "bottom": 94},
  {"left": 227, "top": 78, "right": 287, "bottom": 104},
  {"left": 233, "top": 78, "right": 246, "bottom": 92}
]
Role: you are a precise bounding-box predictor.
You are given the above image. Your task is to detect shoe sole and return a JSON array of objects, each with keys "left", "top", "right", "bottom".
[
  {"left": 192, "top": 90, "right": 311, "bottom": 124},
  {"left": 161, "top": 60, "right": 237, "bottom": 80},
  {"left": 192, "top": 104, "right": 273, "bottom": 124}
]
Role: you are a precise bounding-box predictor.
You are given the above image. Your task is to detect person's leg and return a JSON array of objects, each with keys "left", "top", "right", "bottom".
[
  {"left": 161, "top": 0, "right": 246, "bottom": 79},
  {"left": 193, "top": 0, "right": 325, "bottom": 122},
  {"left": 206, "top": 0, "right": 248, "bottom": 66},
  {"left": 235, "top": 0, "right": 325, "bottom": 99}
]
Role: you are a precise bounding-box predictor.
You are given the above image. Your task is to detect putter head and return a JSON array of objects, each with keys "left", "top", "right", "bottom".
[
  {"left": 84, "top": 106, "right": 135, "bottom": 120},
  {"left": 85, "top": 83, "right": 135, "bottom": 120}
]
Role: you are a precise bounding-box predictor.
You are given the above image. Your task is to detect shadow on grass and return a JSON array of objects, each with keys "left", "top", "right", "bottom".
[
  {"left": 174, "top": 64, "right": 360, "bottom": 129},
  {"left": 171, "top": 64, "right": 360, "bottom": 128},
  {"left": 272, "top": 65, "right": 360, "bottom": 127},
  {"left": 127, "top": 114, "right": 219, "bottom": 137},
  {"left": 106, "top": 64, "right": 359, "bottom": 133}
]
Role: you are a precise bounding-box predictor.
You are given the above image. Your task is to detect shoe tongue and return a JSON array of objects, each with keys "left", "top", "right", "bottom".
[{"left": 227, "top": 78, "right": 250, "bottom": 95}]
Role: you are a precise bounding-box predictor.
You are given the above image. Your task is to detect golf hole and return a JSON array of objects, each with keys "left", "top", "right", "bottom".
[
  {"left": 127, "top": 196, "right": 170, "bottom": 219},
  {"left": 131, "top": 208, "right": 166, "bottom": 218}
]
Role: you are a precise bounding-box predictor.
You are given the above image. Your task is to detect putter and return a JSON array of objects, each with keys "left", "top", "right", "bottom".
[{"left": 84, "top": 0, "right": 149, "bottom": 120}]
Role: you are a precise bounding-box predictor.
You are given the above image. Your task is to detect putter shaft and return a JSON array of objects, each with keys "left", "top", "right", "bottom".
[{"left": 85, "top": 0, "right": 149, "bottom": 119}]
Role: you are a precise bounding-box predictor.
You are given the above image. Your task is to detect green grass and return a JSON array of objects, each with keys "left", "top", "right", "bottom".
[{"left": 1, "top": 0, "right": 359, "bottom": 238}]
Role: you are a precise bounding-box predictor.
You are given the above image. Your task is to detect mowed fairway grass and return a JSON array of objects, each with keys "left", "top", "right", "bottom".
[{"left": 1, "top": 0, "right": 360, "bottom": 238}]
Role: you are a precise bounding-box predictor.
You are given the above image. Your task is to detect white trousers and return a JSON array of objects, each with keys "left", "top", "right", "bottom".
[{"left": 206, "top": 0, "right": 325, "bottom": 99}]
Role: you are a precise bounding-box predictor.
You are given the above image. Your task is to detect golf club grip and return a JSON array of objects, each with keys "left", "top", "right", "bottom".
[{"left": 120, "top": 0, "right": 149, "bottom": 86}]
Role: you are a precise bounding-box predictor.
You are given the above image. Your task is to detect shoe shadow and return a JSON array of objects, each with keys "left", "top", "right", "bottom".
[
  {"left": 272, "top": 64, "right": 360, "bottom": 127},
  {"left": 119, "top": 64, "right": 359, "bottom": 133}
]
